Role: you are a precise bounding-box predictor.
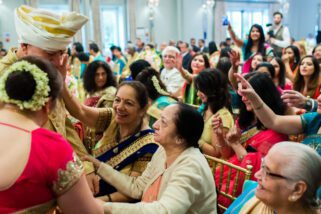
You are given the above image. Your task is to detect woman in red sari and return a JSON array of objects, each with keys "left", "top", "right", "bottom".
[
  {"left": 0, "top": 56, "right": 102, "bottom": 213},
  {"left": 213, "top": 72, "right": 288, "bottom": 208}
]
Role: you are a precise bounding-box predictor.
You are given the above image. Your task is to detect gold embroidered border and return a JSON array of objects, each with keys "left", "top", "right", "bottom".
[
  {"left": 107, "top": 133, "right": 157, "bottom": 168},
  {"left": 15, "top": 200, "right": 56, "bottom": 214},
  {"left": 95, "top": 108, "right": 113, "bottom": 133},
  {"left": 239, "top": 127, "right": 260, "bottom": 145},
  {"left": 53, "top": 153, "right": 84, "bottom": 196}
]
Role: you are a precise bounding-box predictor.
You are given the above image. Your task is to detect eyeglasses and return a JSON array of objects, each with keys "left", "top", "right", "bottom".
[{"left": 260, "top": 158, "right": 290, "bottom": 180}]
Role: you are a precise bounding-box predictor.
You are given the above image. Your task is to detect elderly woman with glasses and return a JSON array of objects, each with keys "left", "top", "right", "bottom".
[{"left": 225, "top": 142, "right": 321, "bottom": 214}]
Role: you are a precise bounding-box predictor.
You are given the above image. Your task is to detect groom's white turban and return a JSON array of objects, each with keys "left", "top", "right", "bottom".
[{"left": 14, "top": 5, "right": 88, "bottom": 51}]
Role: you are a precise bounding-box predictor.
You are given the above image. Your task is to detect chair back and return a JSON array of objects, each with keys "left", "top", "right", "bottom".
[{"left": 204, "top": 155, "right": 253, "bottom": 211}]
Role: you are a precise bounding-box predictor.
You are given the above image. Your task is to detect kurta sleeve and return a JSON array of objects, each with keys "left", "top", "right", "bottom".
[{"left": 103, "top": 156, "right": 205, "bottom": 214}]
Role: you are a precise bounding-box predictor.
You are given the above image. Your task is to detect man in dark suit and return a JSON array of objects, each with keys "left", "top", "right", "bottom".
[
  {"left": 198, "top": 39, "right": 209, "bottom": 53},
  {"left": 190, "top": 38, "right": 200, "bottom": 53},
  {"left": 179, "top": 42, "right": 192, "bottom": 70}
]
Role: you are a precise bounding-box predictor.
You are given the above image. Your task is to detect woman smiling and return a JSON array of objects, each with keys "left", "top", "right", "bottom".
[{"left": 61, "top": 80, "right": 159, "bottom": 202}]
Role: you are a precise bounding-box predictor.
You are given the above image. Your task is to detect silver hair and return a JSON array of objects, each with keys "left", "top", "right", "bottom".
[
  {"left": 270, "top": 142, "right": 321, "bottom": 208},
  {"left": 162, "top": 46, "right": 180, "bottom": 57}
]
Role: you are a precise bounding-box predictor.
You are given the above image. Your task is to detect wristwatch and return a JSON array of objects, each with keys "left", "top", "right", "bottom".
[
  {"left": 304, "top": 98, "right": 313, "bottom": 111},
  {"left": 304, "top": 98, "right": 317, "bottom": 112}
]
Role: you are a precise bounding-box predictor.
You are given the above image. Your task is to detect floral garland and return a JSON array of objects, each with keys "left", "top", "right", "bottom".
[
  {"left": 0, "top": 60, "right": 50, "bottom": 111},
  {"left": 151, "top": 75, "right": 170, "bottom": 96}
]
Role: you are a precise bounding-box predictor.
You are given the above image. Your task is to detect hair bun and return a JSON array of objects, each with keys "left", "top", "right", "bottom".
[{"left": 5, "top": 71, "right": 36, "bottom": 101}]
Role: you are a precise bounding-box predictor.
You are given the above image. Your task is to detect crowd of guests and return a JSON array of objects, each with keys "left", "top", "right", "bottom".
[{"left": 1, "top": 5, "right": 321, "bottom": 214}]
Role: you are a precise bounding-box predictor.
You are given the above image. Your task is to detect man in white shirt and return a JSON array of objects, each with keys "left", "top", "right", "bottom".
[
  {"left": 267, "top": 11, "right": 291, "bottom": 57},
  {"left": 160, "top": 46, "right": 184, "bottom": 97}
]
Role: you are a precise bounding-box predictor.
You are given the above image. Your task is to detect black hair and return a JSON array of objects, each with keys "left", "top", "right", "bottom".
[
  {"left": 199, "top": 39, "right": 205, "bottom": 44},
  {"left": 77, "top": 52, "right": 90, "bottom": 62},
  {"left": 146, "top": 43, "right": 155, "bottom": 49},
  {"left": 273, "top": 11, "right": 283, "bottom": 18},
  {"left": 194, "top": 69, "right": 231, "bottom": 114},
  {"left": 83, "top": 60, "right": 117, "bottom": 93},
  {"left": 187, "top": 53, "right": 210, "bottom": 74},
  {"left": 89, "top": 42, "right": 99, "bottom": 53},
  {"left": 312, "top": 44, "right": 321, "bottom": 55},
  {"left": 208, "top": 41, "right": 218, "bottom": 55},
  {"left": 285, "top": 45, "right": 301, "bottom": 71},
  {"left": 110, "top": 45, "right": 121, "bottom": 52},
  {"left": 216, "top": 57, "right": 232, "bottom": 85},
  {"left": 117, "top": 81, "right": 149, "bottom": 109},
  {"left": 238, "top": 72, "right": 286, "bottom": 130},
  {"left": 73, "top": 42, "right": 84, "bottom": 53},
  {"left": 130, "top": 59, "right": 151, "bottom": 80},
  {"left": 244, "top": 24, "right": 266, "bottom": 60},
  {"left": 272, "top": 57, "right": 286, "bottom": 89},
  {"left": 256, "top": 62, "right": 275, "bottom": 78},
  {"left": 219, "top": 47, "right": 232, "bottom": 59},
  {"left": 5, "top": 56, "right": 62, "bottom": 106},
  {"left": 173, "top": 103, "right": 204, "bottom": 148},
  {"left": 294, "top": 55, "right": 320, "bottom": 98},
  {"left": 135, "top": 67, "right": 170, "bottom": 101}
]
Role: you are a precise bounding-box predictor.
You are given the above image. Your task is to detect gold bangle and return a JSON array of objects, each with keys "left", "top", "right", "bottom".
[{"left": 254, "top": 102, "right": 264, "bottom": 110}]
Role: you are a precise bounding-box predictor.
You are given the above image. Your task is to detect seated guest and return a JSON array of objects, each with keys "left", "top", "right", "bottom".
[
  {"left": 160, "top": 46, "right": 184, "bottom": 97},
  {"left": 225, "top": 142, "right": 321, "bottom": 214},
  {"left": 0, "top": 56, "right": 102, "bottom": 213},
  {"left": 82, "top": 60, "right": 117, "bottom": 150},
  {"left": 293, "top": 55, "right": 320, "bottom": 99},
  {"left": 178, "top": 53, "right": 210, "bottom": 105},
  {"left": 85, "top": 103, "right": 217, "bottom": 213},
  {"left": 213, "top": 72, "right": 288, "bottom": 208},
  {"left": 89, "top": 42, "right": 106, "bottom": 62},
  {"left": 235, "top": 71, "right": 321, "bottom": 155},
  {"left": 270, "top": 57, "right": 293, "bottom": 90},
  {"left": 178, "top": 42, "right": 192, "bottom": 69},
  {"left": 61, "top": 80, "right": 159, "bottom": 202},
  {"left": 136, "top": 67, "right": 176, "bottom": 127},
  {"left": 110, "top": 46, "right": 127, "bottom": 80},
  {"left": 129, "top": 59, "right": 151, "bottom": 80},
  {"left": 83, "top": 60, "right": 117, "bottom": 108},
  {"left": 282, "top": 45, "right": 301, "bottom": 81},
  {"left": 194, "top": 69, "right": 234, "bottom": 157}
]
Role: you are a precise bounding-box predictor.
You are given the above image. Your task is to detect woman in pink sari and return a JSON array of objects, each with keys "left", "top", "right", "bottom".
[{"left": 213, "top": 72, "right": 288, "bottom": 208}]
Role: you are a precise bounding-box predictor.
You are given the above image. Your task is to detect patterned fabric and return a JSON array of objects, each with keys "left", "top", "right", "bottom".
[
  {"left": 0, "top": 128, "right": 83, "bottom": 213},
  {"left": 147, "top": 96, "right": 177, "bottom": 127},
  {"left": 181, "top": 82, "right": 201, "bottom": 105},
  {"left": 91, "top": 108, "right": 159, "bottom": 195},
  {"left": 300, "top": 112, "right": 321, "bottom": 155},
  {"left": 198, "top": 107, "right": 234, "bottom": 148}
]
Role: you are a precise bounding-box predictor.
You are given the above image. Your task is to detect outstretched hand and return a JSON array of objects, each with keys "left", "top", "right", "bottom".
[
  {"left": 82, "top": 155, "right": 102, "bottom": 170},
  {"left": 234, "top": 73, "right": 258, "bottom": 101},
  {"left": 56, "top": 53, "right": 69, "bottom": 80},
  {"left": 175, "top": 53, "right": 183, "bottom": 71},
  {"left": 281, "top": 90, "right": 307, "bottom": 108},
  {"left": 228, "top": 50, "right": 241, "bottom": 68}
]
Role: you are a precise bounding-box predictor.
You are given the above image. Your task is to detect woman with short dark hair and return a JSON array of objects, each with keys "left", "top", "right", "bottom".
[{"left": 85, "top": 103, "right": 218, "bottom": 213}]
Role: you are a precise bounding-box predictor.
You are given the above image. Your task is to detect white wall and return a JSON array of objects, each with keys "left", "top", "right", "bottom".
[
  {"left": 135, "top": 0, "right": 179, "bottom": 46},
  {"left": 287, "top": 0, "right": 319, "bottom": 40},
  {"left": 0, "top": 0, "right": 24, "bottom": 49}
]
